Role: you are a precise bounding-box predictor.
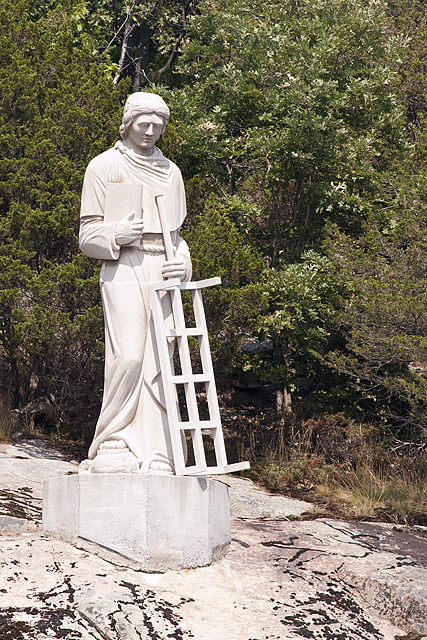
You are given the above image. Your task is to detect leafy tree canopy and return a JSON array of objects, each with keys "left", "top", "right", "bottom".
[{"left": 162, "top": 0, "right": 407, "bottom": 261}]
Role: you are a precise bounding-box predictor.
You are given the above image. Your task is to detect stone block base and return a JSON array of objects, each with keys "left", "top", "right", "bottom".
[{"left": 43, "top": 474, "right": 230, "bottom": 572}]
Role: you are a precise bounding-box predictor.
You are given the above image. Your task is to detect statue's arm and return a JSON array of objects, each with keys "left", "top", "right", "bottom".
[
  {"left": 167, "top": 167, "right": 192, "bottom": 282},
  {"left": 79, "top": 162, "right": 121, "bottom": 261},
  {"left": 79, "top": 216, "right": 121, "bottom": 261},
  {"left": 176, "top": 234, "right": 192, "bottom": 282}
]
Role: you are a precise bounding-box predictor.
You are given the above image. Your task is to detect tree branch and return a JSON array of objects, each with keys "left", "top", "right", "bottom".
[
  {"left": 155, "top": 0, "right": 193, "bottom": 78},
  {"left": 103, "top": 2, "right": 135, "bottom": 54},
  {"left": 113, "top": 16, "right": 134, "bottom": 85},
  {"left": 155, "top": 32, "right": 183, "bottom": 78}
]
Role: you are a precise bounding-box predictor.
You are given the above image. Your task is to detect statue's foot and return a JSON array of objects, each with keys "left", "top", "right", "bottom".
[
  {"left": 78, "top": 443, "right": 174, "bottom": 475},
  {"left": 148, "top": 460, "right": 174, "bottom": 474},
  {"left": 140, "top": 450, "right": 174, "bottom": 475},
  {"left": 90, "top": 440, "right": 140, "bottom": 474},
  {"left": 78, "top": 459, "right": 92, "bottom": 474}
]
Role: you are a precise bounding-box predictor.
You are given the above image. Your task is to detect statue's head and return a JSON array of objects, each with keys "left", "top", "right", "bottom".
[{"left": 120, "top": 92, "right": 170, "bottom": 139}]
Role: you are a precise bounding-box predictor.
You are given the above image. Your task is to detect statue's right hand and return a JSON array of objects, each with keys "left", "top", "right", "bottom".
[{"left": 115, "top": 211, "right": 144, "bottom": 245}]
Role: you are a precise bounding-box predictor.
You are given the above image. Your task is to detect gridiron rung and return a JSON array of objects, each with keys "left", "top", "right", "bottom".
[
  {"left": 167, "top": 328, "right": 204, "bottom": 337},
  {"left": 171, "top": 374, "right": 211, "bottom": 384},
  {"left": 177, "top": 421, "right": 220, "bottom": 430}
]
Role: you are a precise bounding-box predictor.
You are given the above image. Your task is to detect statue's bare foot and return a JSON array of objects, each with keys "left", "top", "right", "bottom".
[
  {"left": 90, "top": 440, "right": 140, "bottom": 474},
  {"left": 79, "top": 444, "right": 174, "bottom": 475},
  {"left": 149, "top": 460, "right": 174, "bottom": 473},
  {"left": 139, "top": 450, "right": 174, "bottom": 475},
  {"left": 78, "top": 459, "right": 92, "bottom": 474}
]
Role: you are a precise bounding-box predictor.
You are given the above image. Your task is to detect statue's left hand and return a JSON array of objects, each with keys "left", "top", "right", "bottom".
[{"left": 162, "top": 256, "right": 187, "bottom": 281}]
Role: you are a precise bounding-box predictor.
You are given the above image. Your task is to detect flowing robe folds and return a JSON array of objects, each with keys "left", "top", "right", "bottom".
[{"left": 79, "top": 142, "right": 191, "bottom": 471}]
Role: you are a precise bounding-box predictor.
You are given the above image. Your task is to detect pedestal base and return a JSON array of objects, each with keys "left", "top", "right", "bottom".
[{"left": 43, "top": 474, "right": 230, "bottom": 572}]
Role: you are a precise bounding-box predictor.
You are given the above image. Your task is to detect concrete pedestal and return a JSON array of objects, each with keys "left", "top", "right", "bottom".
[{"left": 43, "top": 474, "right": 230, "bottom": 572}]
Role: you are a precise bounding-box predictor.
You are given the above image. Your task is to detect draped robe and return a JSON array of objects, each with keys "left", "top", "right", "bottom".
[{"left": 79, "top": 142, "right": 191, "bottom": 471}]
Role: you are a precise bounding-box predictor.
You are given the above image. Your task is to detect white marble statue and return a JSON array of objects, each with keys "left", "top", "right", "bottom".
[{"left": 78, "top": 92, "right": 192, "bottom": 475}]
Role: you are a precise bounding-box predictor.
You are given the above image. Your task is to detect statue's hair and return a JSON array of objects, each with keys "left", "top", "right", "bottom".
[{"left": 120, "top": 92, "right": 170, "bottom": 139}]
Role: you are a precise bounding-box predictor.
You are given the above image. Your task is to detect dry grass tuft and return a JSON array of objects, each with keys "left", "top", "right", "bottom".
[
  {"left": 244, "top": 411, "right": 427, "bottom": 524},
  {"left": 313, "top": 456, "right": 427, "bottom": 523},
  {"left": 316, "top": 466, "right": 389, "bottom": 519}
]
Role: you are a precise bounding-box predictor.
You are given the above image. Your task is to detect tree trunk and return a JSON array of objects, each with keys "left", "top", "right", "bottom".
[
  {"left": 113, "top": 18, "right": 133, "bottom": 86},
  {"left": 276, "top": 387, "right": 292, "bottom": 415},
  {"left": 276, "top": 387, "right": 292, "bottom": 460},
  {"left": 132, "top": 20, "right": 151, "bottom": 93}
]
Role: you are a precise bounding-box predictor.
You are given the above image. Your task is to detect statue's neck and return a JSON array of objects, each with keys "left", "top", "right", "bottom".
[{"left": 121, "top": 139, "right": 155, "bottom": 157}]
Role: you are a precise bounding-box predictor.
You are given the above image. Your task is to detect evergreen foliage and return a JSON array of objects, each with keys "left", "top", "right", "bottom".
[
  {"left": 325, "top": 177, "right": 427, "bottom": 435},
  {"left": 180, "top": 195, "right": 265, "bottom": 368},
  {"left": 0, "top": 0, "right": 126, "bottom": 436}
]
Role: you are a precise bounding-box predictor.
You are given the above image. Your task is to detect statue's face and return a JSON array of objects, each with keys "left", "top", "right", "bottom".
[{"left": 126, "top": 113, "right": 165, "bottom": 152}]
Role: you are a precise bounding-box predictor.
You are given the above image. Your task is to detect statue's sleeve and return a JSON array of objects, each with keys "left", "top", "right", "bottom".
[
  {"left": 176, "top": 234, "right": 192, "bottom": 282},
  {"left": 79, "top": 159, "right": 121, "bottom": 261}
]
